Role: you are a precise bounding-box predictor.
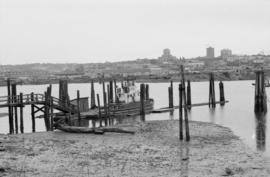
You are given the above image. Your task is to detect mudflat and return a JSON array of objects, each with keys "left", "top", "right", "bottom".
[{"left": 0, "top": 120, "right": 269, "bottom": 177}]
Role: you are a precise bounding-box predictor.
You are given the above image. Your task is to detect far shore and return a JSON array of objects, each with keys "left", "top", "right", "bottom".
[{"left": 0, "top": 120, "right": 269, "bottom": 177}]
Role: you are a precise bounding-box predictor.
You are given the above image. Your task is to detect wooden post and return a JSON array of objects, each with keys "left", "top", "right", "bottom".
[
  {"left": 30, "top": 92, "right": 36, "bottom": 132},
  {"left": 145, "top": 84, "right": 149, "bottom": 100},
  {"left": 19, "top": 93, "right": 24, "bottom": 134},
  {"left": 179, "top": 84, "right": 183, "bottom": 140},
  {"left": 11, "top": 84, "right": 18, "bottom": 134},
  {"left": 77, "top": 90, "right": 81, "bottom": 126},
  {"left": 187, "top": 80, "right": 191, "bottom": 109},
  {"left": 140, "top": 84, "right": 145, "bottom": 116},
  {"left": 7, "top": 78, "right": 14, "bottom": 134},
  {"left": 219, "top": 81, "right": 225, "bottom": 106},
  {"left": 106, "top": 84, "right": 109, "bottom": 125},
  {"left": 102, "top": 81, "right": 107, "bottom": 116},
  {"left": 114, "top": 80, "right": 118, "bottom": 103},
  {"left": 168, "top": 87, "right": 172, "bottom": 108},
  {"left": 46, "top": 85, "right": 52, "bottom": 131},
  {"left": 170, "top": 80, "right": 174, "bottom": 107},
  {"left": 104, "top": 92, "right": 108, "bottom": 126},
  {"left": 255, "top": 71, "right": 267, "bottom": 113},
  {"left": 97, "top": 94, "right": 102, "bottom": 127},
  {"left": 209, "top": 73, "right": 216, "bottom": 108},
  {"left": 44, "top": 91, "right": 50, "bottom": 131},
  {"left": 50, "top": 94, "right": 54, "bottom": 130},
  {"left": 181, "top": 65, "right": 190, "bottom": 141},
  {"left": 90, "top": 80, "right": 96, "bottom": 108},
  {"left": 109, "top": 80, "right": 113, "bottom": 103}
]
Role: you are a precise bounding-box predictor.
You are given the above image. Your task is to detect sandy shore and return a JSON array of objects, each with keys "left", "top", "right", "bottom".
[{"left": 0, "top": 120, "right": 270, "bottom": 177}]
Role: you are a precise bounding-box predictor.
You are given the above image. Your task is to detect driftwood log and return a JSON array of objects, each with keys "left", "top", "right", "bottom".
[{"left": 54, "top": 123, "right": 135, "bottom": 134}]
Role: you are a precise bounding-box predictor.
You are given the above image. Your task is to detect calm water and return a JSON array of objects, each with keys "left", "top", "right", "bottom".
[{"left": 0, "top": 80, "right": 269, "bottom": 156}]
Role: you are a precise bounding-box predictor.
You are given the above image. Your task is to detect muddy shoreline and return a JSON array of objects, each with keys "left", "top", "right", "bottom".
[{"left": 1, "top": 120, "right": 270, "bottom": 177}]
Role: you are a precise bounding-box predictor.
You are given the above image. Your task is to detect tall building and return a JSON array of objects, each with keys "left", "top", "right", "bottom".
[
  {"left": 220, "top": 49, "right": 232, "bottom": 59},
  {"left": 158, "top": 48, "right": 177, "bottom": 61},
  {"left": 206, "top": 47, "right": 215, "bottom": 58}
]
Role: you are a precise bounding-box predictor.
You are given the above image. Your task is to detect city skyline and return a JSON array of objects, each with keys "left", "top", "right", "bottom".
[{"left": 1, "top": 0, "right": 270, "bottom": 64}]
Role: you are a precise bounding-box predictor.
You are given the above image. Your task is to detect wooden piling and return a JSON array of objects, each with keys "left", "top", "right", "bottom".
[
  {"left": 168, "top": 87, "right": 173, "bottom": 108},
  {"left": 140, "top": 84, "right": 145, "bottom": 116},
  {"left": 30, "top": 92, "right": 36, "bottom": 132},
  {"left": 145, "top": 84, "right": 149, "bottom": 100},
  {"left": 209, "top": 73, "right": 216, "bottom": 108},
  {"left": 44, "top": 91, "right": 50, "bottom": 131},
  {"left": 109, "top": 80, "right": 113, "bottom": 103},
  {"left": 11, "top": 84, "right": 18, "bottom": 134},
  {"left": 170, "top": 80, "right": 174, "bottom": 107},
  {"left": 19, "top": 93, "right": 24, "bottom": 134},
  {"left": 254, "top": 71, "right": 267, "bottom": 113},
  {"left": 90, "top": 80, "right": 96, "bottom": 108},
  {"left": 106, "top": 84, "right": 109, "bottom": 125},
  {"left": 97, "top": 94, "right": 102, "bottom": 127},
  {"left": 219, "top": 81, "right": 225, "bottom": 106},
  {"left": 180, "top": 65, "right": 190, "bottom": 141},
  {"left": 179, "top": 84, "right": 183, "bottom": 140},
  {"left": 77, "top": 90, "right": 81, "bottom": 126},
  {"left": 114, "top": 80, "right": 118, "bottom": 103},
  {"left": 187, "top": 80, "right": 191, "bottom": 109},
  {"left": 7, "top": 78, "right": 14, "bottom": 134},
  {"left": 102, "top": 81, "right": 107, "bottom": 116},
  {"left": 50, "top": 88, "right": 54, "bottom": 130}
]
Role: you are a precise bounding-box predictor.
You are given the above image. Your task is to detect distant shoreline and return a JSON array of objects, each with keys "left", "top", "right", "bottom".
[{"left": 0, "top": 77, "right": 254, "bottom": 87}]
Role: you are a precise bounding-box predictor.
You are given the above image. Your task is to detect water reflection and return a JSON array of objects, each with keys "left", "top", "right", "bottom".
[
  {"left": 169, "top": 110, "right": 174, "bottom": 120},
  {"left": 255, "top": 113, "right": 267, "bottom": 151},
  {"left": 180, "top": 142, "right": 190, "bottom": 177},
  {"left": 209, "top": 108, "right": 216, "bottom": 123}
]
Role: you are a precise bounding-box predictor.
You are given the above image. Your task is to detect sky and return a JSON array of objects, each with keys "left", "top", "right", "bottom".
[{"left": 0, "top": 0, "right": 270, "bottom": 64}]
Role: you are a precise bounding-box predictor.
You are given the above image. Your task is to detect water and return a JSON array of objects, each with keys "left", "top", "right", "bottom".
[{"left": 0, "top": 80, "right": 269, "bottom": 156}]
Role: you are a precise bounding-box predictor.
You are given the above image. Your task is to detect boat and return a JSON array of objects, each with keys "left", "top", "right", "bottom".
[
  {"left": 66, "top": 80, "right": 154, "bottom": 120},
  {"left": 109, "top": 80, "right": 154, "bottom": 116},
  {"left": 252, "top": 79, "right": 270, "bottom": 87}
]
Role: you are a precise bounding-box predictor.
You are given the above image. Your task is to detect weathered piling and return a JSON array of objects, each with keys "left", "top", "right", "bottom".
[
  {"left": 30, "top": 92, "right": 35, "bottom": 132},
  {"left": 7, "top": 78, "right": 14, "bottom": 134},
  {"left": 145, "top": 84, "right": 149, "bottom": 100},
  {"left": 11, "top": 84, "right": 18, "bottom": 134},
  {"left": 97, "top": 94, "right": 102, "bottom": 127},
  {"left": 109, "top": 80, "right": 113, "bottom": 103},
  {"left": 254, "top": 71, "right": 267, "bottom": 113},
  {"left": 168, "top": 81, "right": 174, "bottom": 108},
  {"left": 170, "top": 80, "right": 174, "bottom": 106},
  {"left": 77, "top": 90, "right": 81, "bottom": 126},
  {"left": 187, "top": 80, "right": 191, "bottom": 109},
  {"left": 140, "top": 84, "right": 145, "bottom": 116},
  {"left": 219, "top": 81, "right": 225, "bottom": 106},
  {"left": 90, "top": 80, "right": 96, "bottom": 108},
  {"left": 107, "top": 84, "right": 111, "bottom": 125},
  {"left": 179, "top": 84, "right": 183, "bottom": 140},
  {"left": 180, "top": 65, "right": 190, "bottom": 141},
  {"left": 168, "top": 87, "right": 172, "bottom": 108},
  {"left": 102, "top": 81, "right": 107, "bottom": 115},
  {"left": 114, "top": 80, "right": 118, "bottom": 103},
  {"left": 59, "top": 80, "right": 69, "bottom": 107},
  {"left": 19, "top": 93, "right": 24, "bottom": 134},
  {"left": 209, "top": 73, "right": 216, "bottom": 108}
]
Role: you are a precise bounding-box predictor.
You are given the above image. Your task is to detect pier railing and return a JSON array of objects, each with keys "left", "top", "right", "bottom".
[{"left": 0, "top": 93, "right": 77, "bottom": 113}]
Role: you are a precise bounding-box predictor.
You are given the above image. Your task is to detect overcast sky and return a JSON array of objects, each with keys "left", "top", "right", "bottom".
[{"left": 0, "top": 0, "right": 270, "bottom": 64}]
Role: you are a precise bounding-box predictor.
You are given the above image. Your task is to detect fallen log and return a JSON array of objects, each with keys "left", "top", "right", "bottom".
[{"left": 54, "top": 124, "right": 135, "bottom": 134}]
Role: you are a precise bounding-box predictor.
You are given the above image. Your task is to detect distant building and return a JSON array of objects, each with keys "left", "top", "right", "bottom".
[
  {"left": 206, "top": 47, "right": 215, "bottom": 58},
  {"left": 158, "top": 48, "right": 178, "bottom": 61},
  {"left": 220, "top": 49, "right": 232, "bottom": 59}
]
